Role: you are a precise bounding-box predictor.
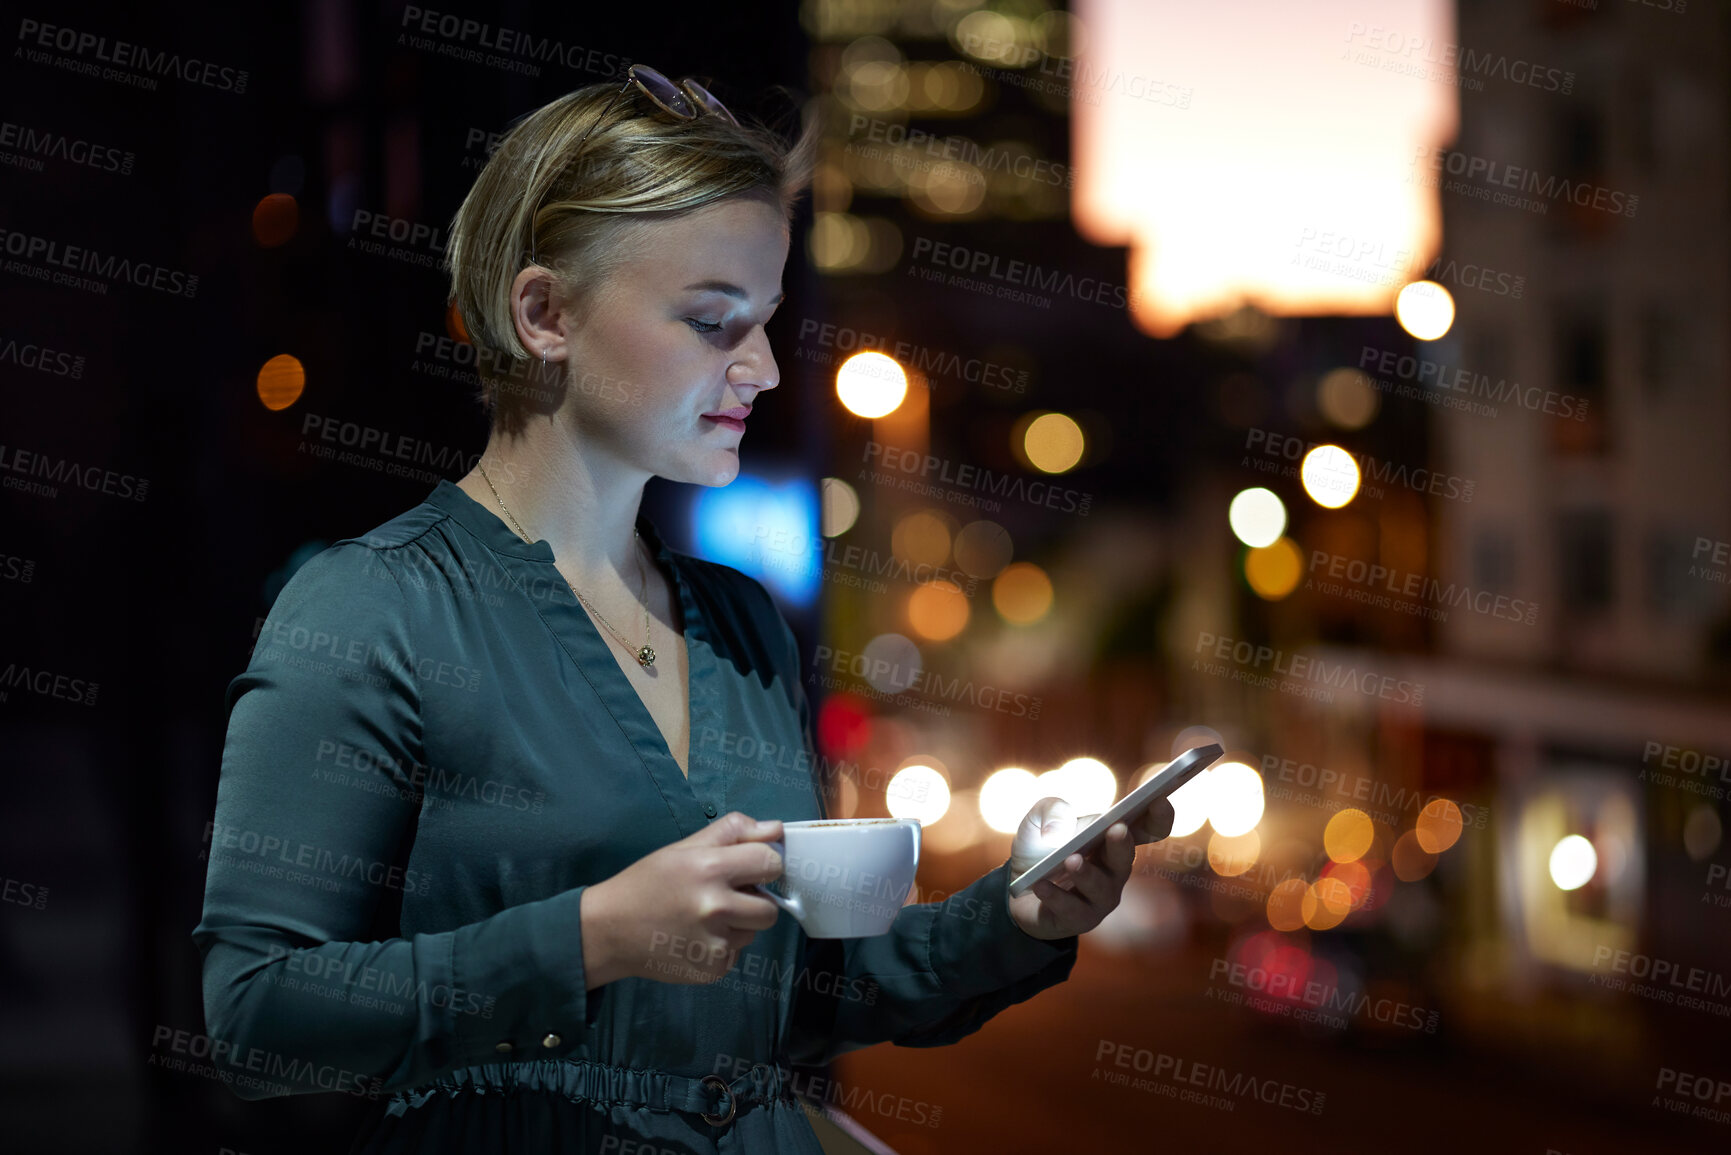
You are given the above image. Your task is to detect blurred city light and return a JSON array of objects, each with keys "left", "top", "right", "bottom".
[
  {"left": 1267, "top": 878, "right": 1308, "bottom": 933},
  {"left": 820, "top": 477, "right": 860, "bottom": 537},
  {"left": 1415, "top": 798, "right": 1465, "bottom": 854},
  {"left": 1300, "top": 444, "right": 1361, "bottom": 509},
  {"left": 1228, "top": 487, "right": 1286, "bottom": 548},
  {"left": 859, "top": 632, "right": 921, "bottom": 693},
  {"left": 1208, "top": 830, "right": 1261, "bottom": 877},
  {"left": 1316, "top": 367, "right": 1380, "bottom": 430},
  {"left": 1170, "top": 726, "right": 1225, "bottom": 757},
  {"left": 1035, "top": 757, "right": 1119, "bottom": 818},
  {"left": 1072, "top": 1, "right": 1454, "bottom": 335},
  {"left": 891, "top": 510, "right": 953, "bottom": 567},
  {"left": 1156, "top": 762, "right": 1214, "bottom": 838},
  {"left": 922, "top": 789, "right": 985, "bottom": 853},
  {"left": 252, "top": 193, "right": 298, "bottom": 247},
  {"left": 693, "top": 475, "right": 819, "bottom": 605},
  {"left": 1395, "top": 280, "right": 1455, "bottom": 340},
  {"left": 1206, "top": 761, "right": 1265, "bottom": 837},
  {"left": 953, "top": 519, "right": 1014, "bottom": 578},
  {"left": 992, "top": 561, "right": 1054, "bottom": 624},
  {"left": 1548, "top": 834, "right": 1598, "bottom": 891},
  {"left": 1244, "top": 536, "right": 1303, "bottom": 600},
  {"left": 980, "top": 768, "right": 1040, "bottom": 834},
  {"left": 906, "top": 579, "right": 970, "bottom": 641},
  {"left": 1303, "top": 877, "right": 1354, "bottom": 929},
  {"left": 809, "top": 211, "right": 869, "bottom": 270},
  {"left": 1020, "top": 411, "right": 1087, "bottom": 474},
  {"left": 1324, "top": 808, "right": 1375, "bottom": 863},
  {"left": 836, "top": 351, "right": 908, "bottom": 417},
  {"left": 1391, "top": 830, "right": 1438, "bottom": 882},
  {"left": 1683, "top": 805, "right": 1723, "bottom": 861},
  {"left": 887, "top": 764, "right": 951, "bottom": 826},
  {"left": 256, "top": 354, "right": 305, "bottom": 410},
  {"left": 1322, "top": 860, "right": 1372, "bottom": 911}
]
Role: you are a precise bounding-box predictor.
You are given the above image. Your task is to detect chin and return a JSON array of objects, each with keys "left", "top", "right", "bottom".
[{"left": 666, "top": 450, "right": 742, "bottom": 488}]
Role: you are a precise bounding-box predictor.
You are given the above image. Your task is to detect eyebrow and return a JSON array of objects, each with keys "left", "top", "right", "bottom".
[{"left": 683, "top": 280, "right": 785, "bottom": 307}]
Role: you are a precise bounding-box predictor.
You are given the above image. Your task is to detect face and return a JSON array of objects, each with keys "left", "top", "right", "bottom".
[{"left": 517, "top": 195, "right": 790, "bottom": 488}]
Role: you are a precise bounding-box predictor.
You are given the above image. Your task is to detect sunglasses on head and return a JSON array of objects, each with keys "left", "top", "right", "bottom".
[{"left": 526, "top": 64, "right": 738, "bottom": 267}]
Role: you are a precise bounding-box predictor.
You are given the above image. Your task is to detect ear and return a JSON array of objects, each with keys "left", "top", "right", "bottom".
[{"left": 509, "top": 264, "right": 571, "bottom": 361}]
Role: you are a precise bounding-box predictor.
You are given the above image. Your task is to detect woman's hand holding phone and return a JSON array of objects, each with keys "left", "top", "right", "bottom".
[{"left": 1005, "top": 795, "right": 1176, "bottom": 941}]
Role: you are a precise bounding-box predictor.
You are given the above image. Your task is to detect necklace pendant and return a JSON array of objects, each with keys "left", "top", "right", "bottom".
[{"left": 637, "top": 645, "right": 656, "bottom": 667}]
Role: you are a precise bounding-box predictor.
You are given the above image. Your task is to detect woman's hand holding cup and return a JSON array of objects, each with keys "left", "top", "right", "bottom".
[{"left": 580, "top": 812, "right": 785, "bottom": 988}]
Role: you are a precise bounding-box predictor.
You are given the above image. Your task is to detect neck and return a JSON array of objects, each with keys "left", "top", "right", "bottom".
[{"left": 471, "top": 417, "right": 647, "bottom": 581}]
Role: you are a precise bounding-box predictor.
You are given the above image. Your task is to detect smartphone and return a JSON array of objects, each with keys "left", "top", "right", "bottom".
[{"left": 1007, "top": 743, "right": 1224, "bottom": 898}]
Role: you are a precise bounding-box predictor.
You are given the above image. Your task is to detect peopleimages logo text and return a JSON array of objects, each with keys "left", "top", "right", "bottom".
[
  {"left": 1412, "top": 146, "right": 1637, "bottom": 217},
  {"left": 909, "top": 237, "right": 1137, "bottom": 310},
  {"left": 17, "top": 19, "right": 250, "bottom": 93},
  {"left": 861, "top": 441, "right": 1091, "bottom": 516},
  {"left": 1359, "top": 345, "right": 1590, "bottom": 421}
]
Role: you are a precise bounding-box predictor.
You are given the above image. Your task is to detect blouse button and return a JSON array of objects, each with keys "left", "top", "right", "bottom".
[
  {"left": 703, "top": 803, "right": 717, "bottom": 818},
  {"left": 494, "top": 1041, "right": 514, "bottom": 1053},
  {"left": 542, "top": 1033, "right": 562, "bottom": 1048}
]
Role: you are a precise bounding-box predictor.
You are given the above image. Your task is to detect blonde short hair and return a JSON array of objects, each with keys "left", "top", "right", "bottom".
[{"left": 445, "top": 80, "right": 812, "bottom": 424}]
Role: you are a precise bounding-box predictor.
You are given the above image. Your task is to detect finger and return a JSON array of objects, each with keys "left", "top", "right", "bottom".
[
  {"left": 1009, "top": 796, "right": 1075, "bottom": 876},
  {"left": 715, "top": 841, "right": 787, "bottom": 887},
  {"left": 721, "top": 890, "right": 783, "bottom": 932},
  {"left": 1064, "top": 858, "right": 1121, "bottom": 909},
  {"left": 1095, "top": 822, "right": 1136, "bottom": 880},
  {"left": 1133, "top": 798, "right": 1176, "bottom": 844},
  {"left": 1014, "top": 796, "right": 1072, "bottom": 844},
  {"left": 721, "top": 924, "right": 765, "bottom": 953},
  {"left": 1031, "top": 877, "right": 1094, "bottom": 924},
  {"left": 691, "top": 811, "right": 781, "bottom": 847}
]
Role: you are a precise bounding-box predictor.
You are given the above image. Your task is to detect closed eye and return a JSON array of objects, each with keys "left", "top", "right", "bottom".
[{"left": 685, "top": 318, "right": 724, "bottom": 334}]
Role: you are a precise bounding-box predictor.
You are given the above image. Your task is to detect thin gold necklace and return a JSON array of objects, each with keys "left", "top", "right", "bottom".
[{"left": 477, "top": 463, "right": 656, "bottom": 668}]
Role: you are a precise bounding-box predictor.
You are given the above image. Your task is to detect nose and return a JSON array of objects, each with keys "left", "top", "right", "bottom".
[{"left": 726, "top": 325, "right": 780, "bottom": 397}]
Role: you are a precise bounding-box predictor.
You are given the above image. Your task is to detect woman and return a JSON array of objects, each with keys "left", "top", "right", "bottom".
[{"left": 194, "top": 66, "right": 1172, "bottom": 1152}]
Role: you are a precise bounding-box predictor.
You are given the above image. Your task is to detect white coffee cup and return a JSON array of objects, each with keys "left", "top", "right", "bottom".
[{"left": 753, "top": 818, "right": 921, "bottom": 938}]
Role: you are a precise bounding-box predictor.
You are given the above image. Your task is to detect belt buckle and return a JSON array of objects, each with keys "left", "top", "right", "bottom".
[{"left": 699, "top": 1074, "right": 736, "bottom": 1126}]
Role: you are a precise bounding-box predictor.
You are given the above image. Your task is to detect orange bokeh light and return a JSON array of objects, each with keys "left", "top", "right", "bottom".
[
  {"left": 1266, "top": 877, "right": 1308, "bottom": 932},
  {"left": 1392, "top": 829, "right": 1439, "bottom": 881},
  {"left": 1302, "top": 878, "right": 1352, "bottom": 930},
  {"left": 256, "top": 354, "right": 305, "bottom": 410},
  {"left": 251, "top": 194, "right": 298, "bottom": 247},
  {"left": 1415, "top": 798, "right": 1464, "bottom": 853},
  {"left": 906, "top": 580, "right": 969, "bottom": 641}
]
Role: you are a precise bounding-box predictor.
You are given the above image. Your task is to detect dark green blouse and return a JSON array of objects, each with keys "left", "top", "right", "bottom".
[{"left": 192, "top": 479, "right": 1076, "bottom": 1153}]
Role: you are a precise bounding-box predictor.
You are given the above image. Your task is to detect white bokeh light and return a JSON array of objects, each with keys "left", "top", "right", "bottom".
[
  {"left": 1395, "top": 279, "right": 1455, "bottom": 340},
  {"left": 979, "top": 768, "right": 1039, "bottom": 833},
  {"left": 836, "top": 352, "right": 908, "bottom": 418},
  {"left": 1548, "top": 834, "right": 1598, "bottom": 891},
  {"left": 1300, "top": 444, "right": 1361, "bottom": 509},
  {"left": 1035, "top": 757, "right": 1119, "bottom": 818},
  {"left": 1228, "top": 487, "right": 1287, "bottom": 548},
  {"left": 887, "top": 764, "right": 951, "bottom": 826},
  {"left": 1143, "top": 762, "right": 1214, "bottom": 838},
  {"left": 1206, "top": 761, "right": 1265, "bottom": 837}
]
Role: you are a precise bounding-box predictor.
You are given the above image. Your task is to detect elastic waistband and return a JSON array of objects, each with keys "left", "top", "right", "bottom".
[{"left": 392, "top": 1057, "right": 797, "bottom": 1126}]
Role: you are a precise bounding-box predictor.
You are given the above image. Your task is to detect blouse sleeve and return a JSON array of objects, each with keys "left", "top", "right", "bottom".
[
  {"left": 756, "top": 591, "right": 1079, "bottom": 1067},
  {"left": 191, "top": 542, "right": 591, "bottom": 1100}
]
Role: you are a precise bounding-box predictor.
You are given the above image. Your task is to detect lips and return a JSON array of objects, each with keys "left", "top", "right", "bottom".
[{"left": 701, "top": 406, "right": 750, "bottom": 433}]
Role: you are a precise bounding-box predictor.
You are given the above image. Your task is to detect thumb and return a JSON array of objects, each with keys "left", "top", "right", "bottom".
[
  {"left": 691, "top": 811, "right": 781, "bottom": 846},
  {"left": 1010, "top": 796, "right": 1074, "bottom": 876}
]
